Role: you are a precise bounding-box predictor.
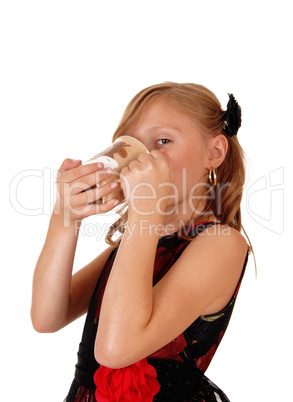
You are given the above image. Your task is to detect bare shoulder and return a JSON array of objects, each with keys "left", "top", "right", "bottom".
[
  {"left": 165, "top": 223, "right": 248, "bottom": 287},
  {"left": 174, "top": 224, "right": 248, "bottom": 314},
  {"left": 188, "top": 224, "right": 248, "bottom": 275},
  {"left": 192, "top": 224, "right": 248, "bottom": 257}
]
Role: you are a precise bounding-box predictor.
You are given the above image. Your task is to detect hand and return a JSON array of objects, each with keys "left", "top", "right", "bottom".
[
  {"left": 54, "top": 159, "right": 120, "bottom": 224},
  {"left": 120, "top": 150, "right": 174, "bottom": 217}
]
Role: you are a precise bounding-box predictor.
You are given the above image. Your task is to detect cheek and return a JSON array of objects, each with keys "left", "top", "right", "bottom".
[{"left": 172, "top": 157, "right": 206, "bottom": 194}]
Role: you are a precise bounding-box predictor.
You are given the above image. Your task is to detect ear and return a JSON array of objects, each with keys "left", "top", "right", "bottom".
[{"left": 207, "top": 134, "right": 228, "bottom": 169}]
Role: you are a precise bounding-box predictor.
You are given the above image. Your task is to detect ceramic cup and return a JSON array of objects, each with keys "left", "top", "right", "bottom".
[{"left": 84, "top": 135, "right": 149, "bottom": 204}]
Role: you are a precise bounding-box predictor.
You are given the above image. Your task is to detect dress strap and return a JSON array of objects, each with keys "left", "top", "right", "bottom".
[
  {"left": 75, "top": 342, "right": 99, "bottom": 392},
  {"left": 232, "top": 247, "right": 249, "bottom": 299}
]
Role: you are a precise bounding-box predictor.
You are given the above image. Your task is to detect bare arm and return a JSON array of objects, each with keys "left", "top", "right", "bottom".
[
  {"left": 31, "top": 158, "right": 118, "bottom": 333},
  {"left": 95, "top": 215, "right": 247, "bottom": 368},
  {"left": 94, "top": 151, "right": 248, "bottom": 368}
]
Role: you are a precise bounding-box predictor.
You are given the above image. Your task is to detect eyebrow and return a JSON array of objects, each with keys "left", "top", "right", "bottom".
[
  {"left": 151, "top": 126, "right": 180, "bottom": 132},
  {"left": 128, "top": 125, "right": 181, "bottom": 141}
]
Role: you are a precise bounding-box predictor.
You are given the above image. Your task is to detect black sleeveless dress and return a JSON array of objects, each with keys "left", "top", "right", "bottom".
[{"left": 65, "top": 221, "right": 248, "bottom": 401}]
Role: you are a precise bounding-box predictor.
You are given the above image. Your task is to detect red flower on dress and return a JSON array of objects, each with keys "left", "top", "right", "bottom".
[{"left": 94, "top": 358, "right": 160, "bottom": 401}]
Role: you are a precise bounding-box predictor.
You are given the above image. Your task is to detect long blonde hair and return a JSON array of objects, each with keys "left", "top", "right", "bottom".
[{"left": 105, "top": 82, "right": 249, "bottom": 250}]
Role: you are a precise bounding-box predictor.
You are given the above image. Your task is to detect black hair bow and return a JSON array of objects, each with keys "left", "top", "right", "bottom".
[{"left": 223, "top": 94, "right": 242, "bottom": 137}]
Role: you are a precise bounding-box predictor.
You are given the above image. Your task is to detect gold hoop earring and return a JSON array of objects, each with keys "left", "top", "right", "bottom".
[{"left": 208, "top": 169, "right": 217, "bottom": 187}]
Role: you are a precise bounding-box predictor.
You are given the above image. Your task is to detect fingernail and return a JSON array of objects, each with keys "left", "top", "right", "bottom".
[
  {"left": 72, "top": 159, "right": 82, "bottom": 163},
  {"left": 113, "top": 200, "right": 120, "bottom": 206},
  {"left": 97, "top": 162, "right": 104, "bottom": 168},
  {"left": 110, "top": 181, "right": 119, "bottom": 189},
  {"left": 107, "top": 168, "right": 114, "bottom": 174}
]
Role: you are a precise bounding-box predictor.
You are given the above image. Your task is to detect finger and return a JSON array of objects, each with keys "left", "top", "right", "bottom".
[
  {"left": 72, "top": 169, "right": 118, "bottom": 192},
  {"left": 119, "top": 167, "right": 129, "bottom": 190},
  {"left": 73, "top": 179, "right": 120, "bottom": 206},
  {"left": 60, "top": 161, "right": 105, "bottom": 183},
  {"left": 85, "top": 198, "right": 121, "bottom": 217},
  {"left": 137, "top": 152, "right": 154, "bottom": 163},
  {"left": 157, "top": 149, "right": 174, "bottom": 168},
  {"left": 151, "top": 149, "right": 169, "bottom": 160},
  {"left": 152, "top": 149, "right": 174, "bottom": 180},
  {"left": 58, "top": 158, "right": 82, "bottom": 174},
  {"left": 127, "top": 159, "right": 141, "bottom": 171},
  {"left": 120, "top": 166, "right": 129, "bottom": 177},
  {"left": 64, "top": 196, "right": 120, "bottom": 220}
]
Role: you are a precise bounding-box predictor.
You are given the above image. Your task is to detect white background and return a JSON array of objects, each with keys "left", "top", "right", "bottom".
[{"left": 1, "top": 1, "right": 292, "bottom": 401}]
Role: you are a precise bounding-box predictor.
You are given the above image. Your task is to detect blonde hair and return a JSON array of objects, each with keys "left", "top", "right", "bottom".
[{"left": 105, "top": 82, "right": 250, "bottom": 251}]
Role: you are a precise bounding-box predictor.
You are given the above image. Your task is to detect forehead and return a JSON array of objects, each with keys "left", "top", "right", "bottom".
[
  {"left": 127, "top": 100, "right": 205, "bottom": 149},
  {"left": 132, "top": 98, "right": 198, "bottom": 132}
]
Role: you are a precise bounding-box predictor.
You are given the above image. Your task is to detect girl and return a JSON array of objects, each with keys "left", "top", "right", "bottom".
[{"left": 31, "top": 82, "right": 250, "bottom": 401}]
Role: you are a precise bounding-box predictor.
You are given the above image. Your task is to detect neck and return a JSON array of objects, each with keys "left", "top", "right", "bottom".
[{"left": 160, "top": 209, "right": 218, "bottom": 237}]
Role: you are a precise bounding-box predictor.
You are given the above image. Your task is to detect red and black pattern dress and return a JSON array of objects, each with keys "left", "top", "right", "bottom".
[{"left": 65, "top": 222, "right": 248, "bottom": 402}]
